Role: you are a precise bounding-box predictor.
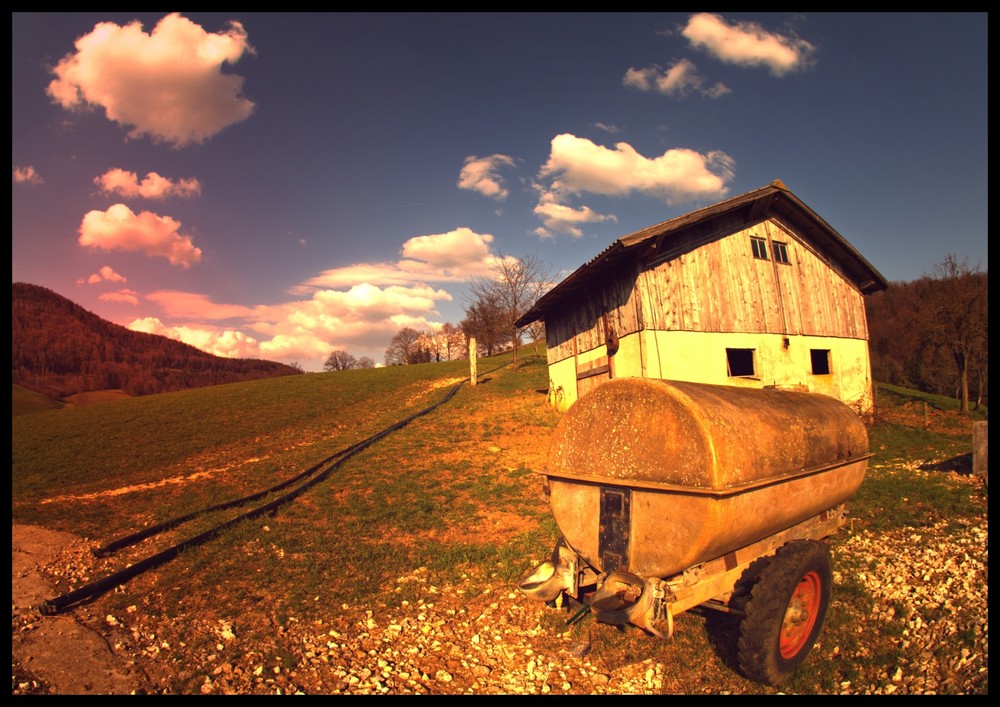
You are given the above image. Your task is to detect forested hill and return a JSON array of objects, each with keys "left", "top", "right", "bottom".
[{"left": 12, "top": 282, "right": 303, "bottom": 400}]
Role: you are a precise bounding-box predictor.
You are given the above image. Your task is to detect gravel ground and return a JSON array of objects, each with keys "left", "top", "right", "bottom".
[
  {"left": 832, "top": 517, "right": 988, "bottom": 694},
  {"left": 12, "top": 478, "right": 988, "bottom": 695}
]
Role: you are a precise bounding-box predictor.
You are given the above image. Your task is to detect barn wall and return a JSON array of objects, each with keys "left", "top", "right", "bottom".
[
  {"left": 645, "top": 330, "right": 875, "bottom": 415},
  {"left": 638, "top": 220, "right": 868, "bottom": 339},
  {"left": 546, "top": 329, "right": 875, "bottom": 416},
  {"left": 541, "top": 217, "right": 875, "bottom": 415},
  {"left": 544, "top": 264, "right": 641, "bottom": 367}
]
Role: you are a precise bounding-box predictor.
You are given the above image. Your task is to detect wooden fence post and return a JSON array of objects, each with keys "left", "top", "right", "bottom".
[
  {"left": 973, "top": 420, "right": 988, "bottom": 487},
  {"left": 469, "top": 337, "right": 477, "bottom": 386}
]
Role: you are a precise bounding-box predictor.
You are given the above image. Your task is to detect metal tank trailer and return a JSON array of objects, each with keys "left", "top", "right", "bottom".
[{"left": 518, "top": 377, "right": 871, "bottom": 685}]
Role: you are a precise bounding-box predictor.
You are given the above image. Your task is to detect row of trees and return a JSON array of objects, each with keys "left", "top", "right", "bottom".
[
  {"left": 383, "top": 323, "right": 469, "bottom": 367},
  {"left": 461, "top": 253, "right": 552, "bottom": 367},
  {"left": 323, "top": 350, "right": 376, "bottom": 371},
  {"left": 325, "top": 323, "right": 470, "bottom": 370},
  {"left": 324, "top": 327, "right": 466, "bottom": 372}
]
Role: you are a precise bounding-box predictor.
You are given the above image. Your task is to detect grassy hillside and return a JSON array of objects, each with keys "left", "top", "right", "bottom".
[
  {"left": 12, "top": 384, "right": 67, "bottom": 415},
  {"left": 12, "top": 349, "right": 987, "bottom": 695},
  {"left": 13, "top": 281, "right": 302, "bottom": 401}
]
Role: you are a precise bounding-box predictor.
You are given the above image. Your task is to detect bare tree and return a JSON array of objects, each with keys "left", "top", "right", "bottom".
[
  {"left": 324, "top": 349, "right": 357, "bottom": 371},
  {"left": 384, "top": 327, "right": 426, "bottom": 366},
  {"left": 461, "top": 290, "right": 506, "bottom": 358},
  {"left": 526, "top": 319, "right": 546, "bottom": 357},
  {"left": 467, "top": 253, "right": 553, "bottom": 367},
  {"left": 417, "top": 330, "right": 453, "bottom": 362},
  {"left": 356, "top": 356, "right": 376, "bottom": 369},
  {"left": 440, "top": 322, "right": 465, "bottom": 361},
  {"left": 924, "top": 254, "right": 988, "bottom": 415}
]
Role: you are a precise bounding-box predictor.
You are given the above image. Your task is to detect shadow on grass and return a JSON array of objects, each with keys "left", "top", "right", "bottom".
[
  {"left": 919, "top": 452, "right": 973, "bottom": 476},
  {"left": 701, "top": 608, "right": 742, "bottom": 674}
]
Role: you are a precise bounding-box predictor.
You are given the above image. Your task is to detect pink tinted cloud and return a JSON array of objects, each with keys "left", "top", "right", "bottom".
[
  {"left": 99, "top": 288, "right": 140, "bottom": 305},
  {"left": 78, "top": 204, "right": 202, "bottom": 267},
  {"left": 135, "top": 283, "right": 454, "bottom": 370},
  {"left": 457, "top": 154, "right": 517, "bottom": 200},
  {"left": 95, "top": 168, "right": 201, "bottom": 199},
  {"left": 144, "top": 290, "right": 256, "bottom": 319},
  {"left": 12, "top": 165, "right": 43, "bottom": 185},
  {"left": 47, "top": 13, "right": 255, "bottom": 147},
  {"left": 79, "top": 265, "right": 127, "bottom": 284},
  {"left": 303, "top": 228, "right": 499, "bottom": 290}
]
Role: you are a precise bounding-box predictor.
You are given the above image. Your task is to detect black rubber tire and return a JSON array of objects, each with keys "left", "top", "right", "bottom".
[{"left": 736, "top": 540, "right": 833, "bottom": 686}]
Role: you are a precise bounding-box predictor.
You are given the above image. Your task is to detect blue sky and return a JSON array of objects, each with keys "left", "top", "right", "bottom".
[{"left": 12, "top": 12, "right": 988, "bottom": 371}]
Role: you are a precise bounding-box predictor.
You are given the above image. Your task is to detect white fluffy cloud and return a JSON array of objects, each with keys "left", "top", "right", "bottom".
[
  {"left": 682, "top": 13, "right": 815, "bottom": 76},
  {"left": 304, "top": 227, "right": 499, "bottom": 289},
  {"left": 251, "top": 285, "right": 452, "bottom": 365},
  {"left": 78, "top": 203, "right": 203, "bottom": 267},
  {"left": 623, "top": 59, "right": 731, "bottom": 99},
  {"left": 457, "top": 154, "right": 517, "bottom": 200},
  {"left": 401, "top": 227, "right": 498, "bottom": 270},
  {"left": 532, "top": 133, "right": 733, "bottom": 237},
  {"left": 540, "top": 133, "right": 733, "bottom": 201},
  {"left": 95, "top": 168, "right": 201, "bottom": 199},
  {"left": 533, "top": 198, "right": 616, "bottom": 240},
  {"left": 47, "top": 13, "right": 255, "bottom": 147},
  {"left": 123, "top": 226, "right": 508, "bottom": 370},
  {"left": 128, "top": 317, "right": 261, "bottom": 359}
]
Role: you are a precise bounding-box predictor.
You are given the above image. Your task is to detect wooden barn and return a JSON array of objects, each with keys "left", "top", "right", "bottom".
[{"left": 515, "top": 180, "right": 889, "bottom": 416}]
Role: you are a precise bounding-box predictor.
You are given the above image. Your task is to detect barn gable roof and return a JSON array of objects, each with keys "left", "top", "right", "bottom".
[{"left": 516, "top": 180, "right": 889, "bottom": 327}]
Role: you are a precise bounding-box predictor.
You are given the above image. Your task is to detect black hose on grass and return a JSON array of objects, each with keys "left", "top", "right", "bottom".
[
  {"left": 40, "top": 376, "right": 473, "bottom": 615},
  {"left": 95, "top": 365, "right": 508, "bottom": 558},
  {"left": 91, "top": 437, "right": 367, "bottom": 557}
]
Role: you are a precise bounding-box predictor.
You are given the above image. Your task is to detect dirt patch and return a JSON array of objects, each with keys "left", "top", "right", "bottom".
[{"left": 11, "top": 523, "right": 151, "bottom": 694}]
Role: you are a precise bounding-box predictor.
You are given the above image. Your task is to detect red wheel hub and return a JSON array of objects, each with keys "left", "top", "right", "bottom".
[{"left": 779, "top": 570, "right": 822, "bottom": 658}]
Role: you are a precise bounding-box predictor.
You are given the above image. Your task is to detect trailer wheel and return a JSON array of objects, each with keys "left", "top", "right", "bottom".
[{"left": 736, "top": 540, "right": 832, "bottom": 686}]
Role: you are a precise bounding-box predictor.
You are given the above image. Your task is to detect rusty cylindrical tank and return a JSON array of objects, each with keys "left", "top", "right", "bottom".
[{"left": 544, "top": 378, "right": 870, "bottom": 580}]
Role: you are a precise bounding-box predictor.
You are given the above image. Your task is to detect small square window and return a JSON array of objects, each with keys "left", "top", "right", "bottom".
[
  {"left": 773, "top": 241, "right": 790, "bottom": 264},
  {"left": 811, "top": 349, "right": 831, "bottom": 375},
  {"left": 727, "top": 348, "right": 756, "bottom": 377},
  {"left": 751, "top": 236, "right": 769, "bottom": 260}
]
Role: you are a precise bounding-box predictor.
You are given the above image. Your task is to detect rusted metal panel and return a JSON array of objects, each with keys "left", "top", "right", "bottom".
[
  {"left": 544, "top": 378, "right": 870, "bottom": 579},
  {"left": 598, "top": 486, "right": 631, "bottom": 572}
]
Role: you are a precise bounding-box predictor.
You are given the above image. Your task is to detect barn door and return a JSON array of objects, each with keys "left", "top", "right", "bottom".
[{"left": 576, "top": 312, "right": 620, "bottom": 399}]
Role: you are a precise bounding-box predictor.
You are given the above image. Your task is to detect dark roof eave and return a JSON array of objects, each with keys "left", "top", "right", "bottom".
[{"left": 515, "top": 240, "right": 629, "bottom": 327}]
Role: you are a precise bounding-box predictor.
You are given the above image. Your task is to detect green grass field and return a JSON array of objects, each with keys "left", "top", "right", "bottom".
[{"left": 11, "top": 348, "right": 987, "bottom": 695}]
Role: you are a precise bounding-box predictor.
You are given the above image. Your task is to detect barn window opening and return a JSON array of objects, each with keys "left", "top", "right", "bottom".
[
  {"left": 811, "top": 349, "right": 831, "bottom": 375},
  {"left": 726, "top": 348, "right": 756, "bottom": 377},
  {"left": 750, "top": 236, "right": 769, "bottom": 260},
  {"left": 773, "top": 241, "right": 790, "bottom": 264}
]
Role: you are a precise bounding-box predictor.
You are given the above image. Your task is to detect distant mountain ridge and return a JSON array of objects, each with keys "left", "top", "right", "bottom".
[{"left": 12, "top": 282, "right": 302, "bottom": 400}]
